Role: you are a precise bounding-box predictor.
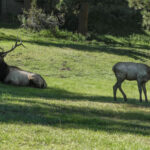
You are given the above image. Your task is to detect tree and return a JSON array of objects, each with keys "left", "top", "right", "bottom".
[
  {"left": 24, "top": 0, "right": 37, "bottom": 10},
  {"left": 78, "top": 1, "right": 89, "bottom": 35},
  {"left": 31, "top": 0, "right": 37, "bottom": 8},
  {"left": 24, "top": 0, "right": 31, "bottom": 10},
  {"left": 60, "top": 0, "right": 90, "bottom": 35}
]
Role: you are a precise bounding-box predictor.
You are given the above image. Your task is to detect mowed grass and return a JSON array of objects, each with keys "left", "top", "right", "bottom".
[{"left": 0, "top": 26, "right": 150, "bottom": 149}]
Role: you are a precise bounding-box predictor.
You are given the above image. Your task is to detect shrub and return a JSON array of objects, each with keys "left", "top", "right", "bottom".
[
  {"left": 128, "top": 0, "right": 150, "bottom": 31},
  {"left": 142, "top": 11, "right": 150, "bottom": 30},
  {"left": 18, "top": 7, "right": 59, "bottom": 31},
  {"left": 53, "top": 29, "right": 86, "bottom": 41}
]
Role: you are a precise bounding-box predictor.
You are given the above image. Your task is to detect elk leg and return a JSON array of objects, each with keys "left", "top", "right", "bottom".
[
  {"left": 113, "top": 79, "right": 124, "bottom": 101},
  {"left": 119, "top": 86, "right": 127, "bottom": 101},
  {"left": 137, "top": 81, "right": 142, "bottom": 102},
  {"left": 142, "top": 83, "right": 148, "bottom": 102},
  {"left": 113, "top": 81, "right": 118, "bottom": 101}
]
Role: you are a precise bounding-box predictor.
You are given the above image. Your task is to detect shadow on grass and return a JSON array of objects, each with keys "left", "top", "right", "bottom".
[
  {"left": 0, "top": 32, "right": 17, "bottom": 41},
  {"left": 1, "top": 30, "right": 150, "bottom": 61},
  {"left": 0, "top": 84, "right": 149, "bottom": 106},
  {"left": 0, "top": 23, "right": 20, "bottom": 29},
  {"left": 0, "top": 29, "right": 150, "bottom": 59},
  {"left": 0, "top": 97, "right": 150, "bottom": 136},
  {"left": 0, "top": 84, "right": 150, "bottom": 135},
  {"left": 26, "top": 39, "right": 150, "bottom": 61}
]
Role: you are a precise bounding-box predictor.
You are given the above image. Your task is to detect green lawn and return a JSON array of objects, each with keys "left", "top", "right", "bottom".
[{"left": 0, "top": 25, "right": 150, "bottom": 149}]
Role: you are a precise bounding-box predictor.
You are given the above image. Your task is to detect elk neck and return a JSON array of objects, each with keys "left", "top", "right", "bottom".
[{"left": 0, "top": 59, "right": 9, "bottom": 81}]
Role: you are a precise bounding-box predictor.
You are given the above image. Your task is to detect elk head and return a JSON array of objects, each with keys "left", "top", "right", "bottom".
[{"left": 0, "top": 39, "right": 25, "bottom": 82}]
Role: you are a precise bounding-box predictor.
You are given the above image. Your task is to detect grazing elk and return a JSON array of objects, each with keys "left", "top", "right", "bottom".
[
  {"left": 112, "top": 62, "right": 150, "bottom": 102},
  {"left": 0, "top": 40, "right": 47, "bottom": 88}
]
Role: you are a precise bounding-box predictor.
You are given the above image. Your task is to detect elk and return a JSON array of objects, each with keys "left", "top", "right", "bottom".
[
  {"left": 0, "top": 40, "right": 47, "bottom": 88},
  {"left": 112, "top": 62, "right": 150, "bottom": 102}
]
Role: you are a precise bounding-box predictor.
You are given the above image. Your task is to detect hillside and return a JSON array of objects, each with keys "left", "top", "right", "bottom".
[{"left": 0, "top": 26, "right": 150, "bottom": 149}]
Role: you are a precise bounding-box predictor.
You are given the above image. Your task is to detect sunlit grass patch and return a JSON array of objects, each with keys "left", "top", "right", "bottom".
[{"left": 0, "top": 26, "right": 150, "bottom": 149}]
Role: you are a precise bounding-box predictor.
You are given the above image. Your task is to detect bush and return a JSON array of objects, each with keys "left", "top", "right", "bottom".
[
  {"left": 142, "top": 11, "right": 150, "bottom": 30},
  {"left": 18, "top": 7, "right": 59, "bottom": 31},
  {"left": 53, "top": 29, "right": 86, "bottom": 41},
  {"left": 128, "top": 0, "right": 150, "bottom": 31}
]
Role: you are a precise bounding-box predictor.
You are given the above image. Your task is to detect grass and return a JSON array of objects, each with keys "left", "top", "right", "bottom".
[{"left": 0, "top": 26, "right": 150, "bottom": 149}]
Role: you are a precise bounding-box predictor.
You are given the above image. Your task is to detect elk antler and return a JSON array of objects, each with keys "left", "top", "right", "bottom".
[
  {"left": 0, "top": 46, "right": 5, "bottom": 52},
  {"left": 4, "top": 39, "right": 25, "bottom": 55},
  {"left": 0, "top": 39, "right": 25, "bottom": 57}
]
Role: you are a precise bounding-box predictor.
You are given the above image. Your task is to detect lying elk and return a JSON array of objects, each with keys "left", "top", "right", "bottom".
[
  {"left": 0, "top": 40, "right": 47, "bottom": 88},
  {"left": 112, "top": 62, "right": 150, "bottom": 102}
]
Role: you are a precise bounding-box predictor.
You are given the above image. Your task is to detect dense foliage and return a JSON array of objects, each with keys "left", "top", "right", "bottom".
[
  {"left": 18, "top": 0, "right": 150, "bottom": 35},
  {"left": 41, "top": 0, "right": 142, "bottom": 35},
  {"left": 128, "top": 0, "right": 150, "bottom": 30},
  {"left": 88, "top": 0, "right": 142, "bottom": 35}
]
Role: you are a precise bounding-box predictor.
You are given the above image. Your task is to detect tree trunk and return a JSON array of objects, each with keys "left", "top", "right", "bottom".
[
  {"left": 24, "top": 0, "right": 31, "bottom": 10},
  {"left": 78, "top": 2, "right": 89, "bottom": 35}
]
